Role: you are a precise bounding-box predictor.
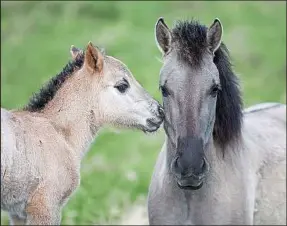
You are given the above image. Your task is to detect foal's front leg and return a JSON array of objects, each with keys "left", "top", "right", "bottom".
[
  {"left": 9, "top": 214, "right": 26, "bottom": 225},
  {"left": 25, "top": 203, "right": 61, "bottom": 225},
  {"left": 25, "top": 188, "right": 62, "bottom": 225}
]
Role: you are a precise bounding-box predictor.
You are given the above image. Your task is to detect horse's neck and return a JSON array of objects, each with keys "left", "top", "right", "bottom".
[{"left": 43, "top": 104, "right": 100, "bottom": 159}]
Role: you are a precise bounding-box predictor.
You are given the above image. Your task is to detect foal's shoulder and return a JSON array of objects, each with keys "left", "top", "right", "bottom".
[
  {"left": 11, "top": 110, "right": 49, "bottom": 123},
  {"left": 7, "top": 111, "right": 57, "bottom": 137}
]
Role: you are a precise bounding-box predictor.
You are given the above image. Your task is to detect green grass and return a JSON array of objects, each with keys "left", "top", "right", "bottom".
[{"left": 1, "top": 1, "right": 286, "bottom": 225}]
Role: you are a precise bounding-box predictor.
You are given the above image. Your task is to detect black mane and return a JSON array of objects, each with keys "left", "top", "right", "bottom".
[
  {"left": 172, "top": 20, "right": 243, "bottom": 149},
  {"left": 213, "top": 43, "right": 243, "bottom": 149},
  {"left": 23, "top": 53, "right": 85, "bottom": 112}
]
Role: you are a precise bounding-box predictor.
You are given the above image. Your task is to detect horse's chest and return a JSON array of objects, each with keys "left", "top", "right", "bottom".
[
  {"left": 184, "top": 186, "right": 254, "bottom": 225},
  {"left": 58, "top": 168, "right": 80, "bottom": 206}
]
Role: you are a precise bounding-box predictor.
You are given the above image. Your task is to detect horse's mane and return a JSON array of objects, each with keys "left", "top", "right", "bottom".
[
  {"left": 23, "top": 53, "right": 85, "bottom": 112},
  {"left": 23, "top": 46, "right": 106, "bottom": 112},
  {"left": 172, "top": 19, "right": 243, "bottom": 150}
]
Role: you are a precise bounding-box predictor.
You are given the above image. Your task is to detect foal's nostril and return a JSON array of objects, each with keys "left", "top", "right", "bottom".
[{"left": 158, "top": 106, "right": 165, "bottom": 119}]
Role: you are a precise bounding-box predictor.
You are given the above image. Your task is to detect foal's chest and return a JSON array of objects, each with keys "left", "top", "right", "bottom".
[{"left": 58, "top": 166, "right": 81, "bottom": 206}]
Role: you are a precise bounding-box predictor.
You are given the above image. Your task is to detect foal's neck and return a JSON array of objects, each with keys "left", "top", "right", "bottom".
[
  {"left": 41, "top": 79, "right": 101, "bottom": 159},
  {"left": 47, "top": 109, "right": 99, "bottom": 159}
]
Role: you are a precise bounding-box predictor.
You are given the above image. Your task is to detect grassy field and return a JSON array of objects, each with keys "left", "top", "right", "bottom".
[{"left": 1, "top": 1, "right": 286, "bottom": 225}]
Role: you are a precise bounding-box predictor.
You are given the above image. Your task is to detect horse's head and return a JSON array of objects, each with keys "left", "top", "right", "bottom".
[
  {"left": 71, "top": 42, "right": 164, "bottom": 133},
  {"left": 155, "top": 18, "right": 224, "bottom": 190}
]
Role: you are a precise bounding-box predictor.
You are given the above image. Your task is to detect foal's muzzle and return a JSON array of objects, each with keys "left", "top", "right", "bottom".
[
  {"left": 171, "top": 156, "right": 209, "bottom": 190},
  {"left": 143, "top": 105, "right": 164, "bottom": 133}
]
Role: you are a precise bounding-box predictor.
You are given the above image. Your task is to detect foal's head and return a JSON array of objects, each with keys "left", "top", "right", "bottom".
[
  {"left": 155, "top": 18, "right": 242, "bottom": 190},
  {"left": 74, "top": 42, "right": 164, "bottom": 132},
  {"left": 67, "top": 42, "right": 164, "bottom": 132}
]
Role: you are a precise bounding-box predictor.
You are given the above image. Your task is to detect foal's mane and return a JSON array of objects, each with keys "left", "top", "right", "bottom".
[
  {"left": 23, "top": 53, "right": 85, "bottom": 112},
  {"left": 24, "top": 47, "right": 107, "bottom": 112},
  {"left": 23, "top": 47, "right": 107, "bottom": 112},
  {"left": 172, "top": 20, "right": 243, "bottom": 150}
]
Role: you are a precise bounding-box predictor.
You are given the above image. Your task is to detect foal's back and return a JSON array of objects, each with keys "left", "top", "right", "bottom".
[
  {"left": 1, "top": 108, "right": 78, "bottom": 216},
  {"left": 1, "top": 108, "right": 37, "bottom": 215},
  {"left": 243, "top": 103, "right": 286, "bottom": 224}
]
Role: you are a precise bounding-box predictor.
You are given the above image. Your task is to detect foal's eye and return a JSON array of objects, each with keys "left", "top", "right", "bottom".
[
  {"left": 160, "top": 85, "right": 170, "bottom": 97},
  {"left": 115, "top": 79, "right": 129, "bottom": 94},
  {"left": 210, "top": 84, "right": 221, "bottom": 97}
]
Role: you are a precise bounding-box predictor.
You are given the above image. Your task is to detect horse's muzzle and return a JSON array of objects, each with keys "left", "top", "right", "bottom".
[{"left": 171, "top": 156, "right": 209, "bottom": 190}]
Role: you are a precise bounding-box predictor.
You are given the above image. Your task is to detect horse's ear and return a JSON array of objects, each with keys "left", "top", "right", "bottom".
[
  {"left": 207, "top": 18, "right": 223, "bottom": 53},
  {"left": 84, "top": 41, "right": 104, "bottom": 74},
  {"left": 70, "top": 45, "right": 83, "bottom": 60},
  {"left": 155, "top": 17, "right": 172, "bottom": 54}
]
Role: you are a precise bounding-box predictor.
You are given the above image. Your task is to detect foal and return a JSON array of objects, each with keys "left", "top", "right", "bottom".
[{"left": 1, "top": 42, "right": 164, "bottom": 225}]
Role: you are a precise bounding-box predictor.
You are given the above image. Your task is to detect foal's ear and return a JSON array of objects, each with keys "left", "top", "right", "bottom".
[
  {"left": 207, "top": 18, "right": 223, "bottom": 54},
  {"left": 70, "top": 45, "right": 83, "bottom": 60},
  {"left": 84, "top": 41, "right": 104, "bottom": 74},
  {"left": 155, "top": 17, "right": 172, "bottom": 54}
]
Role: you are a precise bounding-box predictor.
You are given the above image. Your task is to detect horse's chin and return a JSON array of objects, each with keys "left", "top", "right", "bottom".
[{"left": 177, "top": 179, "right": 204, "bottom": 190}]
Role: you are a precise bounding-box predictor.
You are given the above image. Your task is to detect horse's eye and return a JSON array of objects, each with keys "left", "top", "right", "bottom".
[
  {"left": 115, "top": 79, "right": 129, "bottom": 94},
  {"left": 161, "top": 85, "right": 170, "bottom": 97},
  {"left": 210, "top": 84, "right": 221, "bottom": 97}
]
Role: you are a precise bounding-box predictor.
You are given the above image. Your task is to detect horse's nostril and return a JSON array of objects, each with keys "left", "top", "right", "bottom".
[{"left": 158, "top": 106, "right": 165, "bottom": 119}]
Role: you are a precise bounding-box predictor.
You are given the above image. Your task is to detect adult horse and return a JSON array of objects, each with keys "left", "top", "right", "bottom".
[
  {"left": 147, "top": 18, "right": 286, "bottom": 225},
  {"left": 1, "top": 42, "right": 164, "bottom": 225}
]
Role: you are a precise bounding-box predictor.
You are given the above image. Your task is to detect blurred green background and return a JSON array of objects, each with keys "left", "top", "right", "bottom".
[{"left": 1, "top": 1, "right": 286, "bottom": 225}]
